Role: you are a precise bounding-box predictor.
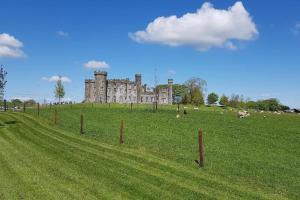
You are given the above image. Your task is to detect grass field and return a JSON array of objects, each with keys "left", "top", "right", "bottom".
[{"left": 0, "top": 103, "right": 299, "bottom": 199}]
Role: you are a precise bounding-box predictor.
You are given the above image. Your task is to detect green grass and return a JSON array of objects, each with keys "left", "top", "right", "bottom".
[{"left": 0, "top": 103, "right": 299, "bottom": 199}]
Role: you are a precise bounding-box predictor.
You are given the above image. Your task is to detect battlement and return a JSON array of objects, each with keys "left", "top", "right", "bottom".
[
  {"left": 85, "top": 79, "right": 95, "bottom": 83},
  {"left": 94, "top": 71, "right": 107, "bottom": 76}
]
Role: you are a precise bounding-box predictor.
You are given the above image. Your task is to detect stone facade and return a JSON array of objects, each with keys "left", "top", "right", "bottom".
[{"left": 85, "top": 71, "right": 173, "bottom": 104}]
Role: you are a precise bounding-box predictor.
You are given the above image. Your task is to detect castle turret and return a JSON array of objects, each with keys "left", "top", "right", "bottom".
[
  {"left": 94, "top": 71, "right": 107, "bottom": 103},
  {"left": 85, "top": 79, "right": 95, "bottom": 102},
  {"left": 135, "top": 74, "right": 141, "bottom": 103},
  {"left": 168, "top": 79, "right": 173, "bottom": 104}
]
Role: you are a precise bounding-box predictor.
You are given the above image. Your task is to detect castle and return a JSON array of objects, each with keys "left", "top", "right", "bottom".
[{"left": 85, "top": 71, "right": 173, "bottom": 104}]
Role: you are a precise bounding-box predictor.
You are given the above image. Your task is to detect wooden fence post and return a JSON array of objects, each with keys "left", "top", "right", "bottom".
[
  {"left": 130, "top": 103, "right": 133, "bottom": 112},
  {"left": 37, "top": 103, "right": 40, "bottom": 116},
  {"left": 23, "top": 102, "right": 26, "bottom": 112},
  {"left": 119, "top": 120, "right": 124, "bottom": 144},
  {"left": 155, "top": 101, "right": 158, "bottom": 111},
  {"left": 80, "top": 114, "right": 84, "bottom": 134},
  {"left": 54, "top": 109, "right": 58, "bottom": 124},
  {"left": 195, "top": 129, "right": 204, "bottom": 167},
  {"left": 13, "top": 103, "right": 15, "bottom": 112},
  {"left": 4, "top": 100, "right": 7, "bottom": 112}
]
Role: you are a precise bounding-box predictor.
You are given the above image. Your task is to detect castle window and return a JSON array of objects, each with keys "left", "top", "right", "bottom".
[
  {"left": 114, "top": 88, "right": 117, "bottom": 92},
  {"left": 113, "top": 96, "right": 116, "bottom": 102}
]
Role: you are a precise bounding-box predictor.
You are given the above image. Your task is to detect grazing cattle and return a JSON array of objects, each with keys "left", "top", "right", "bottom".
[
  {"left": 238, "top": 111, "right": 250, "bottom": 118},
  {"left": 194, "top": 107, "right": 199, "bottom": 110},
  {"left": 176, "top": 114, "right": 180, "bottom": 118}
]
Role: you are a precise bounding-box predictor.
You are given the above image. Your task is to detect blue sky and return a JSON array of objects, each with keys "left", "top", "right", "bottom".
[{"left": 0, "top": 0, "right": 299, "bottom": 107}]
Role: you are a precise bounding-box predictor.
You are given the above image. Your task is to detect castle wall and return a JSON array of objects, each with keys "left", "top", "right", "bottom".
[{"left": 158, "top": 87, "right": 169, "bottom": 104}]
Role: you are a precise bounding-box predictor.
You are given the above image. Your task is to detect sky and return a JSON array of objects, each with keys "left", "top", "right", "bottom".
[{"left": 0, "top": 0, "right": 299, "bottom": 107}]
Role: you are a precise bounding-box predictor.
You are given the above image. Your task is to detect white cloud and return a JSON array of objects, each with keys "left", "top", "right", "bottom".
[
  {"left": 167, "top": 70, "right": 176, "bottom": 77},
  {"left": 130, "top": 1, "right": 258, "bottom": 51},
  {"left": 84, "top": 60, "right": 110, "bottom": 69},
  {"left": 0, "top": 33, "right": 25, "bottom": 58},
  {"left": 293, "top": 22, "right": 300, "bottom": 35},
  {"left": 42, "top": 75, "right": 72, "bottom": 83},
  {"left": 57, "top": 31, "right": 69, "bottom": 37}
]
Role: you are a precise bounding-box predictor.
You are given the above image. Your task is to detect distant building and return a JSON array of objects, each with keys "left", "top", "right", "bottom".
[{"left": 85, "top": 71, "right": 173, "bottom": 104}]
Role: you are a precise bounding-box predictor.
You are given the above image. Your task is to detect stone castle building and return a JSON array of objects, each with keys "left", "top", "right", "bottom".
[{"left": 85, "top": 71, "right": 173, "bottom": 104}]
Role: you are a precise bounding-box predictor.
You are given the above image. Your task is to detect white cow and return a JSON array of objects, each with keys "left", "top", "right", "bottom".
[{"left": 238, "top": 111, "right": 250, "bottom": 118}]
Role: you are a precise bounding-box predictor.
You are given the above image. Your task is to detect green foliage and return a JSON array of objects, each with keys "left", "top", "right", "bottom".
[
  {"left": 24, "top": 99, "right": 36, "bottom": 106},
  {"left": 207, "top": 92, "right": 219, "bottom": 105},
  {"left": 11, "top": 99, "right": 23, "bottom": 106},
  {"left": 181, "top": 93, "right": 190, "bottom": 104},
  {"left": 184, "top": 77, "right": 207, "bottom": 95},
  {"left": 219, "top": 95, "right": 229, "bottom": 106},
  {"left": 191, "top": 88, "right": 204, "bottom": 106},
  {"left": 55, "top": 77, "right": 65, "bottom": 102}
]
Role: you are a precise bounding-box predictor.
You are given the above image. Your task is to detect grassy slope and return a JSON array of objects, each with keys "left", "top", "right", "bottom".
[{"left": 0, "top": 104, "right": 299, "bottom": 199}]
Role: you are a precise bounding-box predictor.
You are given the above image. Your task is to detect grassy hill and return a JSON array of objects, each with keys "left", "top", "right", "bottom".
[{"left": 0, "top": 104, "right": 299, "bottom": 199}]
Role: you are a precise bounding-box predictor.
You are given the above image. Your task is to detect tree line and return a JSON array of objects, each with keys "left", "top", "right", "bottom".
[{"left": 166, "top": 77, "right": 290, "bottom": 111}]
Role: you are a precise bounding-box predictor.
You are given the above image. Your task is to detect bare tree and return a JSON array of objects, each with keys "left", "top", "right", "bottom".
[{"left": 0, "top": 65, "right": 8, "bottom": 101}]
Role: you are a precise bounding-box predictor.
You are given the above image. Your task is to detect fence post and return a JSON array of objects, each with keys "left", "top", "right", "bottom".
[
  {"left": 80, "top": 114, "right": 84, "bottom": 134},
  {"left": 23, "top": 102, "right": 26, "bottom": 112},
  {"left": 54, "top": 109, "right": 58, "bottom": 124},
  {"left": 13, "top": 103, "right": 16, "bottom": 112},
  {"left": 195, "top": 129, "right": 204, "bottom": 167},
  {"left": 109, "top": 103, "right": 110, "bottom": 108},
  {"left": 119, "top": 120, "right": 124, "bottom": 144},
  {"left": 4, "top": 99, "right": 7, "bottom": 112},
  {"left": 156, "top": 101, "right": 158, "bottom": 111},
  {"left": 130, "top": 103, "right": 133, "bottom": 112},
  {"left": 37, "top": 103, "right": 40, "bottom": 116}
]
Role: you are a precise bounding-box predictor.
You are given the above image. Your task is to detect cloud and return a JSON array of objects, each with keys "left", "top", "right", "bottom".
[
  {"left": 167, "top": 70, "right": 176, "bottom": 77},
  {"left": 130, "top": 1, "right": 258, "bottom": 51},
  {"left": 57, "top": 30, "right": 69, "bottom": 37},
  {"left": 84, "top": 60, "right": 110, "bottom": 69},
  {"left": 42, "top": 75, "right": 72, "bottom": 83},
  {"left": 0, "top": 33, "right": 25, "bottom": 58},
  {"left": 292, "top": 22, "right": 300, "bottom": 35}
]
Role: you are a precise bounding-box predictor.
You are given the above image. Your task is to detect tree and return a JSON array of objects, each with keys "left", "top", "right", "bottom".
[
  {"left": 0, "top": 65, "right": 8, "bottom": 101},
  {"left": 11, "top": 99, "right": 23, "bottom": 106},
  {"left": 181, "top": 93, "right": 191, "bottom": 104},
  {"left": 219, "top": 95, "right": 229, "bottom": 106},
  {"left": 191, "top": 88, "right": 204, "bottom": 106},
  {"left": 185, "top": 77, "right": 207, "bottom": 96},
  {"left": 55, "top": 76, "right": 65, "bottom": 103},
  {"left": 25, "top": 99, "right": 36, "bottom": 106},
  {"left": 185, "top": 77, "right": 206, "bottom": 106},
  {"left": 207, "top": 92, "right": 219, "bottom": 105}
]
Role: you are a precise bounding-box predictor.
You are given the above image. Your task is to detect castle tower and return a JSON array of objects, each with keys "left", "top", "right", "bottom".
[
  {"left": 94, "top": 71, "right": 107, "bottom": 103},
  {"left": 85, "top": 79, "right": 95, "bottom": 102},
  {"left": 84, "top": 79, "right": 90, "bottom": 102},
  {"left": 135, "top": 74, "right": 142, "bottom": 103},
  {"left": 168, "top": 79, "right": 173, "bottom": 104}
]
